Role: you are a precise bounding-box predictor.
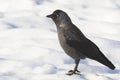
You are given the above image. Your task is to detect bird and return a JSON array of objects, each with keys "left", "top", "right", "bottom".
[{"left": 46, "top": 10, "right": 115, "bottom": 75}]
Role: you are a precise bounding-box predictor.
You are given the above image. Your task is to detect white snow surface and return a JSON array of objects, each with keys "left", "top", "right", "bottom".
[{"left": 0, "top": 0, "right": 120, "bottom": 80}]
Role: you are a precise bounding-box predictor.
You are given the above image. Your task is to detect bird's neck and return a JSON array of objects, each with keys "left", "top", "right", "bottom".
[{"left": 56, "top": 20, "right": 72, "bottom": 29}]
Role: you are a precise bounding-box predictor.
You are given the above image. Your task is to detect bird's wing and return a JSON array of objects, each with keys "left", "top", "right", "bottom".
[
  {"left": 63, "top": 26, "right": 107, "bottom": 60},
  {"left": 66, "top": 39, "right": 101, "bottom": 60},
  {"left": 66, "top": 39, "right": 115, "bottom": 69},
  {"left": 63, "top": 25, "right": 86, "bottom": 41},
  {"left": 63, "top": 27, "right": 115, "bottom": 70},
  {"left": 63, "top": 28, "right": 98, "bottom": 58}
]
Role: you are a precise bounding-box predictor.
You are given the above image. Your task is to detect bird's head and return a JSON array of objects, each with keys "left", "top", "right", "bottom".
[{"left": 46, "top": 9, "right": 71, "bottom": 26}]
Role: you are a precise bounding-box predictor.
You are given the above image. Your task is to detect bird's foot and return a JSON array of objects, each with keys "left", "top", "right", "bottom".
[
  {"left": 69, "top": 70, "right": 80, "bottom": 73},
  {"left": 66, "top": 70, "right": 81, "bottom": 75}
]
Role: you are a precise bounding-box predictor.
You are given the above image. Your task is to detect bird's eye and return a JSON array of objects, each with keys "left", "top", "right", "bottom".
[{"left": 56, "top": 14, "right": 59, "bottom": 17}]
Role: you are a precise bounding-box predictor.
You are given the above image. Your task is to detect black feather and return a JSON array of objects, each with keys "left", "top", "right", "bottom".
[{"left": 66, "top": 39, "right": 115, "bottom": 70}]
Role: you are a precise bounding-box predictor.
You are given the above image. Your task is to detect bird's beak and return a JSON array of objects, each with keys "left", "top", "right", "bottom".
[{"left": 46, "top": 14, "right": 53, "bottom": 18}]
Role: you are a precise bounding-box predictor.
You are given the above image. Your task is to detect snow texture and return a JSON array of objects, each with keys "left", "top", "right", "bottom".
[{"left": 0, "top": 0, "right": 120, "bottom": 80}]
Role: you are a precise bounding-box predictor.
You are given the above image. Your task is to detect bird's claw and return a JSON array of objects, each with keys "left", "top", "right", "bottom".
[
  {"left": 69, "top": 70, "right": 80, "bottom": 72},
  {"left": 66, "top": 70, "right": 80, "bottom": 75}
]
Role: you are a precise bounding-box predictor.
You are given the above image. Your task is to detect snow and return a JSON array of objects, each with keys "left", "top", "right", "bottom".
[{"left": 0, "top": 0, "right": 120, "bottom": 80}]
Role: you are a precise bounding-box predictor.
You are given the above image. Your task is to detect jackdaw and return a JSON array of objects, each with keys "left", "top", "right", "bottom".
[{"left": 46, "top": 10, "right": 115, "bottom": 75}]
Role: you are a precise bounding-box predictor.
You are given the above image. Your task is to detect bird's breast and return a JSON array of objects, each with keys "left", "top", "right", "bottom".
[{"left": 57, "top": 30, "right": 85, "bottom": 59}]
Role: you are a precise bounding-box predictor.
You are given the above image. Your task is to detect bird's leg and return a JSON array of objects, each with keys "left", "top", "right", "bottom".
[{"left": 67, "top": 59, "right": 80, "bottom": 75}]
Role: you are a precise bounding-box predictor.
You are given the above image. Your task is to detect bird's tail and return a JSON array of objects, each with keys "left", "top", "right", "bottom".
[{"left": 98, "top": 51, "right": 115, "bottom": 70}]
